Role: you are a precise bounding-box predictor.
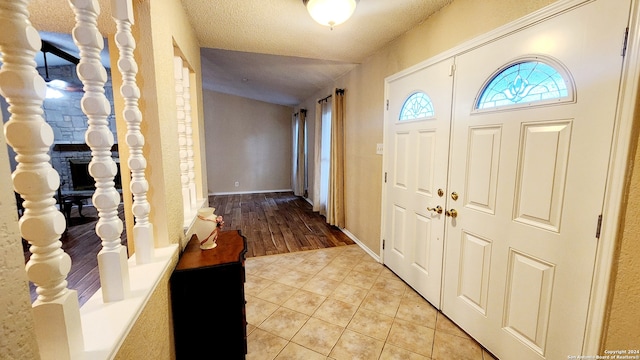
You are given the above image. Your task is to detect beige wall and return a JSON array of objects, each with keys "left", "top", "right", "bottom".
[
  {"left": 113, "top": 264, "right": 177, "bottom": 360},
  {"left": 602, "top": 119, "right": 640, "bottom": 349},
  {"left": 203, "top": 90, "right": 293, "bottom": 194}
]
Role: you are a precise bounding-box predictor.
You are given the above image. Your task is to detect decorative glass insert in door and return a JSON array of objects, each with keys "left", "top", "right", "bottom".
[
  {"left": 476, "top": 60, "right": 571, "bottom": 110},
  {"left": 399, "top": 92, "right": 435, "bottom": 120}
]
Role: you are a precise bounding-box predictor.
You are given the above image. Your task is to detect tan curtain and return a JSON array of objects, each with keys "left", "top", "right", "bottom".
[
  {"left": 293, "top": 109, "right": 306, "bottom": 196},
  {"left": 312, "top": 101, "right": 322, "bottom": 212},
  {"left": 327, "top": 89, "right": 345, "bottom": 227}
]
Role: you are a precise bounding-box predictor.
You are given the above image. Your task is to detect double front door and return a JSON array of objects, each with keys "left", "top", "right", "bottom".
[{"left": 382, "top": 0, "right": 629, "bottom": 359}]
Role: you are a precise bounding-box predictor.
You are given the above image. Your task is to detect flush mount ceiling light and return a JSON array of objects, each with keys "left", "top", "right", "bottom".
[{"left": 303, "top": 0, "right": 358, "bottom": 29}]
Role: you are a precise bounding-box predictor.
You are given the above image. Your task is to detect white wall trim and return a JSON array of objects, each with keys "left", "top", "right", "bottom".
[
  {"left": 79, "top": 244, "right": 178, "bottom": 359},
  {"left": 340, "top": 228, "right": 381, "bottom": 263},
  {"left": 583, "top": 0, "right": 640, "bottom": 354},
  {"left": 209, "top": 189, "right": 293, "bottom": 196}
]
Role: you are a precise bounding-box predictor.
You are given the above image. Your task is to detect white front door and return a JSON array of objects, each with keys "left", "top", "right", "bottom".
[
  {"left": 442, "top": 0, "right": 629, "bottom": 359},
  {"left": 383, "top": 58, "right": 454, "bottom": 308}
]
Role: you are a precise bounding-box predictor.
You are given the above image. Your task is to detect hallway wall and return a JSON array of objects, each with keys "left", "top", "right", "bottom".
[{"left": 203, "top": 90, "right": 293, "bottom": 194}]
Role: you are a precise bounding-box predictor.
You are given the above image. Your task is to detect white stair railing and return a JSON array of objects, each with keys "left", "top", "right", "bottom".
[
  {"left": 183, "top": 66, "right": 198, "bottom": 212},
  {"left": 174, "top": 56, "right": 192, "bottom": 221},
  {"left": 0, "top": 1, "right": 84, "bottom": 359},
  {"left": 112, "top": 0, "right": 155, "bottom": 264},
  {"left": 69, "top": 0, "right": 130, "bottom": 302}
]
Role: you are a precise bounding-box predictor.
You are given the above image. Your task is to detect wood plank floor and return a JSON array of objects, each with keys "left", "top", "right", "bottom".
[
  {"left": 22, "top": 191, "right": 353, "bottom": 305},
  {"left": 209, "top": 192, "right": 355, "bottom": 257}
]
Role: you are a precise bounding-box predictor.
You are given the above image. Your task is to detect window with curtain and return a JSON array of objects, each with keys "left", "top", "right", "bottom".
[
  {"left": 312, "top": 89, "right": 346, "bottom": 227},
  {"left": 319, "top": 98, "right": 332, "bottom": 216},
  {"left": 292, "top": 109, "right": 307, "bottom": 197}
]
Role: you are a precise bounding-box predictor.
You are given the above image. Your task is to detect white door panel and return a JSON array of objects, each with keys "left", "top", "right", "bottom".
[
  {"left": 443, "top": 1, "right": 629, "bottom": 359},
  {"left": 383, "top": 58, "right": 454, "bottom": 308}
]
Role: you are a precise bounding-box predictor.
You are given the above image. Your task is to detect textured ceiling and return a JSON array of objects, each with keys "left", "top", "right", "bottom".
[
  {"left": 183, "top": 0, "right": 452, "bottom": 63},
  {"left": 24, "top": 0, "right": 453, "bottom": 106}
]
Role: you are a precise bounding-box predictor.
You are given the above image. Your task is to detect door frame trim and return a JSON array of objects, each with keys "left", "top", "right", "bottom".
[
  {"left": 584, "top": 0, "right": 639, "bottom": 354},
  {"left": 380, "top": 0, "right": 639, "bottom": 354}
]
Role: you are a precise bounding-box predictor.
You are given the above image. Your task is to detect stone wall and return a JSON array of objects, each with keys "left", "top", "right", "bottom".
[
  {"left": 37, "top": 64, "right": 117, "bottom": 143},
  {"left": 37, "top": 64, "right": 119, "bottom": 192}
]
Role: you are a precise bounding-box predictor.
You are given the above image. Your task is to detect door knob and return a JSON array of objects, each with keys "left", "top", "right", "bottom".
[
  {"left": 427, "top": 205, "right": 443, "bottom": 214},
  {"left": 445, "top": 209, "right": 458, "bottom": 218}
]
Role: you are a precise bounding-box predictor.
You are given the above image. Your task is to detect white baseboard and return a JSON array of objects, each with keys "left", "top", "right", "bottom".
[
  {"left": 208, "top": 189, "right": 293, "bottom": 196},
  {"left": 340, "top": 228, "right": 381, "bottom": 263}
]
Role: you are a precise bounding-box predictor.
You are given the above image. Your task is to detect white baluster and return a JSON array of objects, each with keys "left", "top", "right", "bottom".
[
  {"left": 112, "top": 0, "right": 154, "bottom": 264},
  {"left": 174, "top": 56, "right": 191, "bottom": 220},
  {"left": 182, "top": 66, "right": 197, "bottom": 212},
  {"left": 69, "top": 0, "right": 130, "bottom": 302},
  {"left": 0, "top": 1, "right": 84, "bottom": 359}
]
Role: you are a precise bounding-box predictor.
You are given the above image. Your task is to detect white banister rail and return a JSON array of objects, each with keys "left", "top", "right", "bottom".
[
  {"left": 174, "top": 55, "right": 192, "bottom": 222},
  {"left": 0, "top": 1, "right": 84, "bottom": 359},
  {"left": 112, "top": 0, "right": 155, "bottom": 264},
  {"left": 69, "top": 0, "right": 130, "bottom": 302},
  {"left": 183, "top": 66, "right": 197, "bottom": 213}
]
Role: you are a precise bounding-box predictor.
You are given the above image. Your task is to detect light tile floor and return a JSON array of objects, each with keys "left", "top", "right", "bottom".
[{"left": 245, "top": 244, "right": 498, "bottom": 360}]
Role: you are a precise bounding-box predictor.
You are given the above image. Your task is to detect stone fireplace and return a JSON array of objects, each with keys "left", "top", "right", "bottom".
[
  {"left": 52, "top": 143, "right": 121, "bottom": 192},
  {"left": 41, "top": 64, "right": 119, "bottom": 193},
  {"left": 2, "top": 65, "right": 119, "bottom": 196}
]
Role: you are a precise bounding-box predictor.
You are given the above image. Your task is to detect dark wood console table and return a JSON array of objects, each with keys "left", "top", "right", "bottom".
[{"left": 170, "top": 230, "right": 248, "bottom": 359}]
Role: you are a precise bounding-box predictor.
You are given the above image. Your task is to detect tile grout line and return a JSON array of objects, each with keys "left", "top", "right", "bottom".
[{"left": 249, "top": 245, "right": 478, "bottom": 359}]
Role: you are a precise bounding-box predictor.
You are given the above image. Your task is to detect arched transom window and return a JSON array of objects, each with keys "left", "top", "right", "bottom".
[
  {"left": 476, "top": 59, "right": 572, "bottom": 110},
  {"left": 399, "top": 92, "right": 435, "bottom": 121}
]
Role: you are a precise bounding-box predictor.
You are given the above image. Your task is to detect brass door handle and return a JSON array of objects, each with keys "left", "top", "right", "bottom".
[
  {"left": 445, "top": 209, "right": 458, "bottom": 218},
  {"left": 427, "top": 205, "right": 443, "bottom": 214}
]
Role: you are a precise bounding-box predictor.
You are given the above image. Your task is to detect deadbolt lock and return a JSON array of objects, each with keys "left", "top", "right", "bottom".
[
  {"left": 427, "top": 205, "right": 443, "bottom": 214},
  {"left": 437, "top": 189, "right": 444, "bottom": 197},
  {"left": 445, "top": 209, "right": 458, "bottom": 218},
  {"left": 451, "top": 192, "right": 459, "bottom": 201}
]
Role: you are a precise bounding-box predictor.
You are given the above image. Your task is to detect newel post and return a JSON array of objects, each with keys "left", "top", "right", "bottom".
[
  {"left": 112, "top": 0, "right": 154, "bottom": 264},
  {"left": 0, "top": 1, "right": 84, "bottom": 359},
  {"left": 69, "top": 0, "right": 130, "bottom": 302}
]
